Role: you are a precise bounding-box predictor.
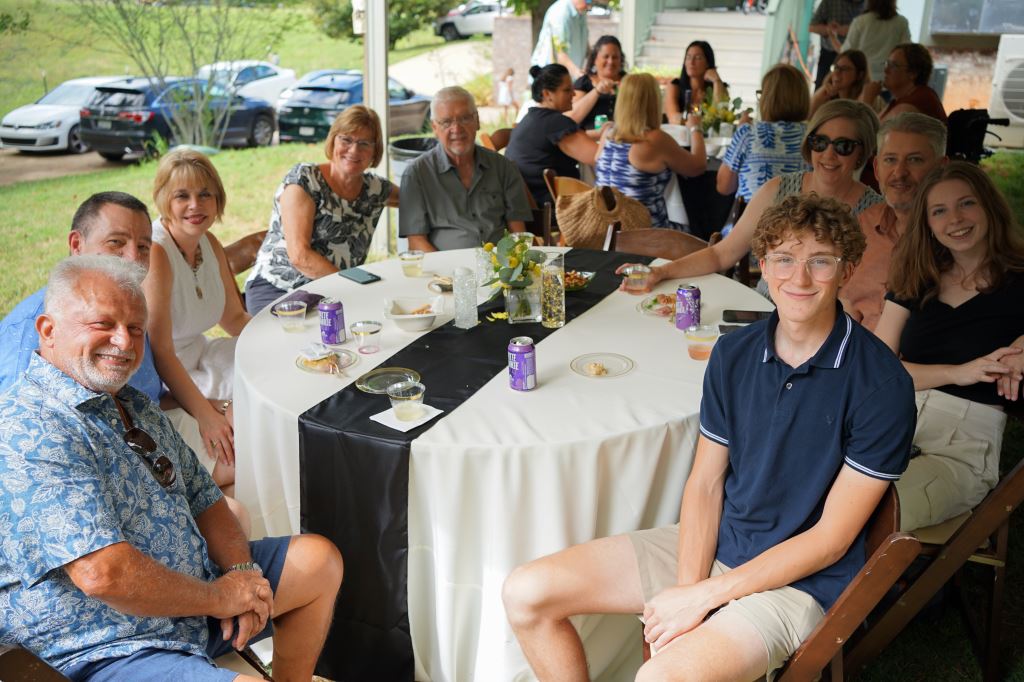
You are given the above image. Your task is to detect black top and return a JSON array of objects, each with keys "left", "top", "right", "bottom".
[
  {"left": 505, "top": 106, "right": 581, "bottom": 209},
  {"left": 887, "top": 272, "right": 1024, "bottom": 405},
  {"left": 573, "top": 74, "right": 619, "bottom": 131},
  {"left": 671, "top": 77, "right": 715, "bottom": 113}
]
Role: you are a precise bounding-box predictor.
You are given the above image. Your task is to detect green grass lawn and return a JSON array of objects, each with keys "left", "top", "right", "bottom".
[{"left": 0, "top": 0, "right": 452, "bottom": 117}]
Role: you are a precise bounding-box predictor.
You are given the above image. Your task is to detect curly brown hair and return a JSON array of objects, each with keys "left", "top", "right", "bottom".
[
  {"left": 889, "top": 161, "right": 1024, "bottom": 303},
  {"left": 752, "top": 194, "right": 866, "bottom": 266}
]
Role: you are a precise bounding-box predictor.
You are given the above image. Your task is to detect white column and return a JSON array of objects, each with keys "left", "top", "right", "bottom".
[{"left": 365, "top": 0, "right": 392, "bottom": 256}]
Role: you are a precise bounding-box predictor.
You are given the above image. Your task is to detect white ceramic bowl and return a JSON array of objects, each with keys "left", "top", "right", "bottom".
[{"left": 384, "top": 295, "right": 444, "bottom": 331}]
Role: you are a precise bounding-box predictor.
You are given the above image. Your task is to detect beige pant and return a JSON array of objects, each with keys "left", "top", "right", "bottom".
[
  {"left": 164, "top": 407, "right": 217, "bottom": 474},
  {"left": 897, "top": 390, "right": 1005, "bottom": 532},
  {"left": 628, "top": 525, "right": 824, "bottom": 680}
]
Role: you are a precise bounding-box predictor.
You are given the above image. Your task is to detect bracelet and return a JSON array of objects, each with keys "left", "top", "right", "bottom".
[
  {"left": 219, "top": 399, "right": 232, "bottom": 414},
  {"left": 688, "top": 126, "right": 703, "bottom": 136},
  {"left": 229, "top": 561, "right": 262, "bottom": 575}
]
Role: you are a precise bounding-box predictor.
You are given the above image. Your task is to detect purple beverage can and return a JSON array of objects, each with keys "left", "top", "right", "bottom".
[
  {"left": 675, "top": 284, "right": 701, "bottom": 331},
  {"left": 318, "top": 298, "right": 345, "bottom": 345},
  {"left": 508, "top": 336, "right": 537, "bottom": 391}
]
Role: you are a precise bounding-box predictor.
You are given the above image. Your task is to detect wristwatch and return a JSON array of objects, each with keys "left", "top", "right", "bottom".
[
  {"left": 688, "top": 126, "right": 703, "bottom": 136},
  {"left": 229, "top": 561, "right": 262, "bottom": 575}
]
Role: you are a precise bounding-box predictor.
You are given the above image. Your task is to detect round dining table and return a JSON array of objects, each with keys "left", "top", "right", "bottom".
[{"left": 234, "top": 247, "right": 774, "bottom": 682}]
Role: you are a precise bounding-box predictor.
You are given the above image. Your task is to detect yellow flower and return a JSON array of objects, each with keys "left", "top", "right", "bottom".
[
  {"left": 483, "top": 242, "right": 495, "bottom": 252},
  {"left": 486, "top": 311, "right": 509, "bottom": 322},
  {"left": 508, "top": 256, "right": 519, "bottom": 268},
  {"left": 491, "top": 254, "right": 499, "bottom": 266}
]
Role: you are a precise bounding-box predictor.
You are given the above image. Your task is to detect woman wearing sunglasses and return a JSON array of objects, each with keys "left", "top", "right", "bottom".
[
  {"left": 619, "top": 99, "right": 883, "bottom": 293},
  {"left": 244, "top": 105, "right": 400, "bottom": 314},
  {"left": 873, "top": 162, "right": 1024, "bottom": 531}
]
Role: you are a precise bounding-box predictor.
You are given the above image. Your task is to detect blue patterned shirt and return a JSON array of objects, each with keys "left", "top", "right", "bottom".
[
  {"left": 722, "top": 121, "right": 811, "bottom": 202},
  {"left": 0, "top": 287, "right": 163, "bottom": 401},
  {"left": 0, "top": 354, "right": 223, "bottom": 672}
]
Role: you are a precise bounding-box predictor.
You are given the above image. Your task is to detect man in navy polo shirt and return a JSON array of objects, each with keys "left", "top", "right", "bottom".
[{"left": 502, "top": 194, "right": 916, "bottom": 680}]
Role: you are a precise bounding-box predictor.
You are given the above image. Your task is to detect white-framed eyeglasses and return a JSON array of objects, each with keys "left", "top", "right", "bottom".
[
  {"left": 763, "top": 254, "right": 843, "bottom": 281},
  {"left": 337, "top": 135, "right": 374, "bottom": 151},
  {"left": 433, "top": 114, "right": 477, "bottom": 130}
]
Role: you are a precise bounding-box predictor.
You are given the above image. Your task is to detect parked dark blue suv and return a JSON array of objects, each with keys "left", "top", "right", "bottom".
[{"left": 80, "top": 77, "right": 277, "bottom": 161}]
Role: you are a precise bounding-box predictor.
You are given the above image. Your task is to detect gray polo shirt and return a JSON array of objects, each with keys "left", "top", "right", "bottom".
[{"left": 399, "top": 142, "right": 533, "bottom": 250}]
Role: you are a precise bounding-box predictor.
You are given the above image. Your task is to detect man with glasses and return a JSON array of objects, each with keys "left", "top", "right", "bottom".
[
  {"left": 808, "top": 0, "right": 863, "bottom": 89},
  {"left": 0, "top": 255, "right": 343, "bottom": 681},
  {"left": 503, "top": 194, "right": 914, "bottom": 681},
  {"left": 842, "top": 112, "right": 947, "bottom": 330},
  {"left": 400, "top": 86, "right": 532, "bottom": 251}
]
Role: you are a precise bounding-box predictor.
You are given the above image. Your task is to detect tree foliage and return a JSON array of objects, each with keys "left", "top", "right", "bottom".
[
  {"left": 71, "top": 0, "right": 292, "bottom": 149},
  {"left": 0, "top": 11, "right": 30, "bottom": 35},
  {"left": 311, "top": 0, "right": 451, "bottom": 49}
]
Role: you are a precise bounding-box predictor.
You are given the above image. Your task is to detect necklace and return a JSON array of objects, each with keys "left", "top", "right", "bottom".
[{"left": 167, "top": 229, "right": 204, "bottom": 300}]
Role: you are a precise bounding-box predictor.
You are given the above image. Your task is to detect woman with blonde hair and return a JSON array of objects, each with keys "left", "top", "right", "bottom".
[
  {"left": 718, "top": 63, "right": 811, "bottom": 203},
  {"left": 245, "top": 104, "right": 399, "bottom": 313},
  {"left": 620, "top": 98, "right": 883, "bottom": 292},
  {"left": 594, "top": 73, "right": 706, "bottom": 228},
  {"left": 146, "top": 148, "right": 251, "bottom": 483},
  {"left": 874, "top": 161, "right": 1024, "bottom": 530}
]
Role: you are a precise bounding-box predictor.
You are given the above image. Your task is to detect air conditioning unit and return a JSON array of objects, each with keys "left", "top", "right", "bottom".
[{"left": 988, "top": 34, "right": 1024, "bottom": 148}]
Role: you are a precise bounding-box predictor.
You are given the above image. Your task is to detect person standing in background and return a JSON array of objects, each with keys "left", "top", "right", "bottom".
[
  {"left": 529, "top": 0, "right": 591, "bottom": 81},
  {"left": 809, "top": 0, "right": 865, "bottom": 89},
  {"left": 843, "top": 0, "right": 912, "bottom": 81}
]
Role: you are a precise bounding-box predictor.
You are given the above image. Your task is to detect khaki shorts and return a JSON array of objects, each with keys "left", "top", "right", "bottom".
[
  {"left": 628, "top": 524, "right": 824, "bottom": 679},
  {"left": 897, "top": 389, "right": 1006, "bottom": 531}
]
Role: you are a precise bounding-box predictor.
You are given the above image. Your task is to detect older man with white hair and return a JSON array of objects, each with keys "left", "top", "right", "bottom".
[
  {"left": 399, "top": 86, "right": 532, "bottom": 251},
  {"left": 0, "top": 255, "right": 343, "bottom": 682}
]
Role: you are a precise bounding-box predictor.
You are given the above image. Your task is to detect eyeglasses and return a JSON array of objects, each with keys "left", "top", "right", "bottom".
[
  {"left": 830, "top": 64, "right": 854, "bottom": 73},
  {"left": 433, "top": 114, "right": 477, "bottom": 130},
  {"left": 883, "top": 60, "right": 908, "bottom": 71},
  {"left": 336, "top": 135, "right": 374, "bottom": 151},
  {"left": 116, "top": 399, "right": 176, "bottom": 488},
  {"left": 685, "top": 53, "right": 707, "bottom": 63},
  {"left": 808, "top": 134, "right": 862, "bottom": 157},
  {"left": 763, "top": 254, "right": 844, "bottom": 281}
]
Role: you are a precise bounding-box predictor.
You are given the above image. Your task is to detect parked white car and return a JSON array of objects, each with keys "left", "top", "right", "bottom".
[
  {"left": 434, "top": 1, "right": 507, "bottom": 41},
  {"left": 197, "top": 60, "right": 297, "bottom": 104},
  {"left": 0, "top": 76, "right": 120, "bottom": 153}
]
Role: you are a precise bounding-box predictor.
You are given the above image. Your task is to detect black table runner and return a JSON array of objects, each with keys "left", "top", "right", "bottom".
[{"left": 298, "top": 248, "right": 652, "bottom": 681}]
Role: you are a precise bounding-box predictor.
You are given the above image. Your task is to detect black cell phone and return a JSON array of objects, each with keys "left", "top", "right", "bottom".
[
  {"left": 718, "top": 324, "right": 746, "bottom": 335},
  {"left": 723, "top": 309, "right": 771, "bottom": 323},
  {"left": 338, "top": 267, "right": 382, "bottom": 285}
]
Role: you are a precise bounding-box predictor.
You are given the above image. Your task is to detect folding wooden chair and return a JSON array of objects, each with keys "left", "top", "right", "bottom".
[
  {"left": 543, "top": 167, "right": 591, "bottom": 201},
  {"left": 604, "top": 225, "right": 710, "bottom": 261},
  {"left": 524, "top": 202, "right": 554, "bottom": 247},
  {"left": 638, "top": 485, "right": 920, "bottom": 682},
  {"left": 845, "top": 454, "right": 1024, "bottom": 681},
  {"left": 478, "top": 132, "right": 496, "bottom": 151},
  {"left": 224, "top": 229, "right": 267, "bottom": 307},
  {"left": 0, "top": 645, "right": 69, "bottom": 681},
  {"left": 490, "top": 127, "right": 513, "bottom": 152}
]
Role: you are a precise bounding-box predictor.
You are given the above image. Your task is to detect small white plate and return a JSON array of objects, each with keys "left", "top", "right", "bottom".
[
  {"left": 571, "top": 353, "right": 635, "bottom": 378},
  {"left": 294, "top": 349, "right": 358, "bottom": 375}
]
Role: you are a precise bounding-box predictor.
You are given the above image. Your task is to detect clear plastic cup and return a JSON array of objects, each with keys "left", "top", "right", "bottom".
[
  {"left": 685, "top": 325, "right": 720, "bottom": 361},
  {"left": 272, "top": 300, "right": 307, "bottom": 332},
  {"left": 622, "top": 264, "right": 651, "bottom": 295},
  {"left": 387, "top": 380, "right": 426, "bottom": 421},
  {"left": 350, "top": 320, "right": 382, "bottom": 354},
  {"left": 400, "top": 250, "right": 425, "bottom": 277}
]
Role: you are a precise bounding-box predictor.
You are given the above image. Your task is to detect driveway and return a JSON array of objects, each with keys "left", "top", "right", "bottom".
[{"left": 0, "top": 147, "right": 133, "bottom": 188}]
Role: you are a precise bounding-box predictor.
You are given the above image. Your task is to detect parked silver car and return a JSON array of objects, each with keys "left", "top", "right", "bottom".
[{"left": 433, "top": 1, "right": 507, "bottom": 41}]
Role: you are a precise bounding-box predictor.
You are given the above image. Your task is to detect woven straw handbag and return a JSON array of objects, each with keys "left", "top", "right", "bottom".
[{"left": 556, "top": 186, "right": 652, "bottom": 249}]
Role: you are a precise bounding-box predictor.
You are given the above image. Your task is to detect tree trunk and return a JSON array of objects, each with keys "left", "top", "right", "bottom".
[{"left": 530, "top": 0, "right": 555, "bottom": 48}]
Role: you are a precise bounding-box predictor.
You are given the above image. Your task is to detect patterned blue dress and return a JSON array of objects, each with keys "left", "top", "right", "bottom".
[
  {"left": 595, "top": 140, "right": 673, "bottom": 228},
  {"left": 721, "top": 121, "right": 810, "bottom": 202}
]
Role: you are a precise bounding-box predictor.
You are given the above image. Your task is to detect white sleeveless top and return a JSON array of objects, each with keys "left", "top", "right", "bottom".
[{"left": 153, "top": 220, "right": 236, "bottom": 400}]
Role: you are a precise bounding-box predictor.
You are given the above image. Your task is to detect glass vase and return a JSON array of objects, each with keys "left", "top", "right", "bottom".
[{"left": 504, "top": 281, "right": 541, "bottom": 324}]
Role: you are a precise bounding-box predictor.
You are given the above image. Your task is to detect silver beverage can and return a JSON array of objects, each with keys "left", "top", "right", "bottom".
[
  {"left": 319, "top": 298, "right": 345, "bottom": 345},
  {"left": 508, "top": 336, "right": 537, "bottom": 391},
  {"left": 675, "top": 284, "right": 701, "bottom": 331}
]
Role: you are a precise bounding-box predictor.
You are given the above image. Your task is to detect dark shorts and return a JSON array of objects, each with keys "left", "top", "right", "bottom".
[
  {"left": 244, "top": 276, "right": 289, "bottom": 316},
  {"left": 65, "top": 536, "right": 291, "bottom": 682}
]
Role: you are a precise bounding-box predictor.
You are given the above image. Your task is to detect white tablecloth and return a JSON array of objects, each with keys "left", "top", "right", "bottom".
[{"left": 233, "top": 249, "right": 773, "bottom": 681}]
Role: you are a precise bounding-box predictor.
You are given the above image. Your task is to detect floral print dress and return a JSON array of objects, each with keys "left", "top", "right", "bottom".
[{"left": 247, "top": 163, "right": 392, "bottom": 292}]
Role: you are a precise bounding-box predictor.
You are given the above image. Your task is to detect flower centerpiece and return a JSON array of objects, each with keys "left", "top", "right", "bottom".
[
  {"left": 701, "top": 96, "right": 745, "bottom": 136},
  {"left": 483, "top": 232, "right": 546, "bottom": 324}
]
